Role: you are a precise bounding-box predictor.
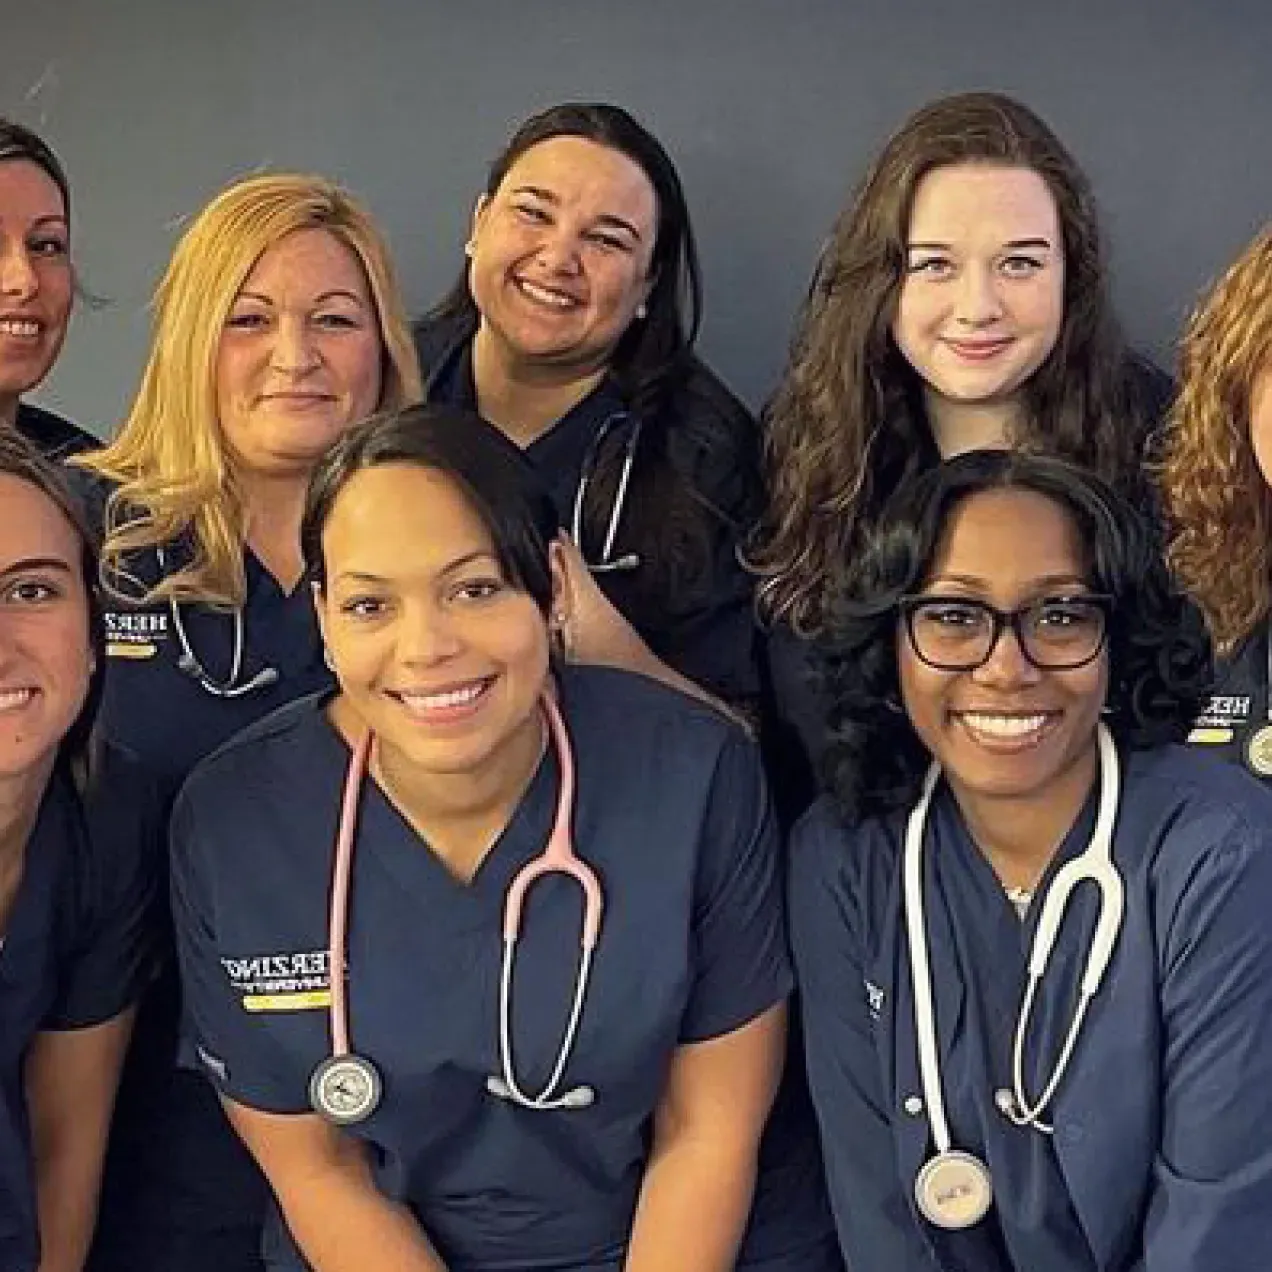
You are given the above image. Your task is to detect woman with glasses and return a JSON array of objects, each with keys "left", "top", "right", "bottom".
[{"left": 788, "top": 450, "right": 1272, "bottom": 1270}]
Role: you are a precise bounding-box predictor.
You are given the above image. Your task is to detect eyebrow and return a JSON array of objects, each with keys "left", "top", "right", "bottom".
[
  {"left": 332, "top": 550, "right": 499, "bottom": 586},
  {"left": 925, "top": 572, "right": 1089, "bottom": 591},
  {"left": 510, "top": 184, "right": 643, "bottom": 242},
  {"left": 906, "top": 237, "right": 1054, "bottom": 252},
  {"left": 0, "top": 556, "right": 74, "bottom": 578},
  {"left": 233, "top": 288, "right": 367, "bottom": 307}
]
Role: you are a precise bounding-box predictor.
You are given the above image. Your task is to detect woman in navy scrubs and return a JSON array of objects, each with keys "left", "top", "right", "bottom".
[
  {"left": 0, "top": 433, "right": 157, "bottom": 1271},
  {"left": 1159, "top": 226, "right": 1272, "bottom": 776},
  {"left": 0, "top": 120, "right": 98, "bottom": 457},
  {"left": 750, "top": 92, "right": 1172, "bottom": 820},
  {"left": 789, "top": 450, "right": 1272, "bottom": 1270},
  {"left": 415, "top": 102, "right": 762, "bottom": 715},
  {"left": 173, "top": 403, "right": 839, "bottom": 1272},
  {"left": 73, "top": 174, "right": 422, "bottom": 1272}
]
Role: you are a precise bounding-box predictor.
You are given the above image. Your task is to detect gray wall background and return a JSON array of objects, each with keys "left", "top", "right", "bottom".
[{"left": 8, "top": 0, "right": 1271, "bottom": 437}]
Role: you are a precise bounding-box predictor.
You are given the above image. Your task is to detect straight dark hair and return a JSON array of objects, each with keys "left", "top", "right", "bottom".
[
  {"left": 817, "top": 450, "right": 1210, "bottom": 822},
  {"left": 0, "top": 118, "right": 70, "bottom": 213},
  {"left": 302, "top": 404, "right": 559, "bottom": 616}
]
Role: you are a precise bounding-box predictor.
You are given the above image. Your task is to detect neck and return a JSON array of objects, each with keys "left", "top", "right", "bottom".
[
  {"left": 926, "top": 391, "right": 1022, "bottom": 459},
  {"left": 0, "top": 395, "right": 18, "bottom": 429},
  {"left": 351, "top": 702, "right": 548, "bottom": 884},
  {"left": 0, "top": 754, "right": 55, "bottom": 933},
  {"left": 238, "top": 470, "right": 308, "bottom": 593},
  {"left": 472, "top": 325, "right": 605, "bottom": 448},
  {"left": 949, "top": 741, "right": 1099, "bottom": 892}
]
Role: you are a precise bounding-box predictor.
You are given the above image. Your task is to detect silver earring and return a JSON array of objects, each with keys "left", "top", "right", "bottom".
[{"left": 635, "top": 303, "right": 647, "bottom": 321}]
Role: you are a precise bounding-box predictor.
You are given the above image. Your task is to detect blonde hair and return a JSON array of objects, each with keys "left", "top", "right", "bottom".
[
  {"left": 1159, "top": 225, "right": 1272, "bottom": 652},
  {"left": 74, "top": 172, "right": 422, "bottom": 607}
]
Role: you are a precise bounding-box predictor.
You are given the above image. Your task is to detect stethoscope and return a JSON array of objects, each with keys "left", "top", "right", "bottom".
[
  {"left": 1243, "top": 629, "right": 1272, "bottom": 777},
  {"left": 156, "top": 548, "right": 280, "bottom": 698},
  {"left": 307, "top": 692, "right": 604, "bottom": 1126},
  {"left": 903, "top": 723, "right": 1125, "bottom": 1230},
  {"left": 570, "top": 410, "right": 643, "bottom": 574}
]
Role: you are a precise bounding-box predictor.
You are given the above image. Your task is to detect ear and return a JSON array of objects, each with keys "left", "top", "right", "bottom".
[
  {"left": 466, "top": 193, "right": 491, "bottom": 257},
  {"left": 547, "top": 539, "right": 571, "bottom": 629}
]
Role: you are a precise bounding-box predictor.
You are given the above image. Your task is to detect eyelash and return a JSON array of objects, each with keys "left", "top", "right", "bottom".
[
  {"left": 906, "top": 255, "right": 1047, "bottom": 279},
  {"left": 4, "top": 579, "right": 60, "bottom": 605},
  {"left": 29, "top": 237, "right": 68, "bottom": 259},
  {"left": 225, "top": 312, "right": 362, "bottom": 331},
  {"left": 510, "top": 204, "right": 631, "bottom": 253}
]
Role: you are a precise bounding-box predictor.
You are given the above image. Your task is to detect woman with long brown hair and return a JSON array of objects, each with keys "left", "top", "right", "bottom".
[{"left": 752, "top": 91, "right": 1169, "bottom": 817}]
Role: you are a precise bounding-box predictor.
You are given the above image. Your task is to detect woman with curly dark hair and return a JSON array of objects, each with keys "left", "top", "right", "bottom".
[
  {"left": 753, "top": 92, "right": 1170, "bottom": 817},
  {"left": 789, "top": 451, "right": 1272, "bottom": 1271},
  {"left": 1158, "top": 225, "right": 1272, "bottom": 778}
]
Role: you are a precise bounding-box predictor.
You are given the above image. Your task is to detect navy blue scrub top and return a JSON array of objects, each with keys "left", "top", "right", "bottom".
[
  {"left": 789, "top": 744, "right": 1272, "bottom": 1272},
  {"left": 1184, "top": 617, "right": 1270, "bottom": 778},
  {"left": 417, "top": 317, "right": 763, "bottom": 707},
  {"left": 79, "top": 515, "right": 330, "bottom": 1271},
  {"left": 173, "top": 666, "right": 824, "bottom": 1271},
  {"left": 0, "top": 747, "right": 160, "bottom": 1272}
]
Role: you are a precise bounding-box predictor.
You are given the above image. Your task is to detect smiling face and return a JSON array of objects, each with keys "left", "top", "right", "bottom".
[
  {"left": 466, "top": 135, "right": 657, "bottom": 377},
  {"left": 0, "top": 160, "right": 72, "bottom": 419},
  {"left": 0, "top": 473, "right": 92, "bottom": 785},
  {"left": 315, "top": 462, "right": 565, "bottom": 788},
  {"left": 893, "top": 162, "right": 1065, "bottom": 440},
  {"left": 216, "top": 228, "right": 384, "bottom": 480},
  {"left": 898, "top": 486, "right": 1107, "bottom": 814}
]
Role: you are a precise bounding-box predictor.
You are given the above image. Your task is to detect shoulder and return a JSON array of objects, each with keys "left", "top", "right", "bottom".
[
  {"left": 175, "top": 692, "right": 331, "bottom": 816},
  {"left": 412, "top": 307, "right": 476, "bottom": 383},
  {"left": 663, "top": 357, "right": 763, "bottom": 517},
  {"left": 15, "top": 402, "right": 100, "bottom": 460},
  {"left": 1122, "top": 744, "right": 1272, "bottom": 888},
  {"left": 789, "top": 795, "right": 901, "bottom": 908}
]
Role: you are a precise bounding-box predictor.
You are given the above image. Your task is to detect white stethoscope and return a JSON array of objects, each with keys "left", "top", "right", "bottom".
[
  {"left": 308, "top": 692, "right": 604, "bottom": 1126},
  {"left": 570, "top": 411, "right": 643, "bottom": 574},
  {"left": 156, "top": 548, "right": 280, "bottom": 698},
  {"left": 904, "top": 724, "right": 1125, "bottom": 1230}
]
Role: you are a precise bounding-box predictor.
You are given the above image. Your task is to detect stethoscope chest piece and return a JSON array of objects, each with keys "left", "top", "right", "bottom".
[
  {"left": 914, "top": 1149, "right": 994, "bottom": 1230},
  {"left": 309, "top": 1052, "right": 383, "bottom": 1126},
  {"left": 1245, "top": 724, "right": 1272, "bottom": 778}
]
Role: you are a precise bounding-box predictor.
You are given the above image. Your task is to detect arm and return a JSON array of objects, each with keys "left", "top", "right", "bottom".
[
  {"left": 27, "top": 1011, "right": 134, "bottom": 1272},
  {"left": 1144, "top": 816, "right": 1272, "bottom": 1270},
  {"left": 624, "top": 1004, "right": 786, "bottom": 1272},
  {"left": 557, "top": 534, "right": 753, "bottom": 732},
  {"left": 788, "top": 806, "right": 940, "bottom": 1269},
  {"left": 221, "top": 1099, "right": 448, "bottom": 1272}
]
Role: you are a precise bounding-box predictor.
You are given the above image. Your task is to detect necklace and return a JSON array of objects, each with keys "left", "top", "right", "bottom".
[{"left": 1004, "top": 884, "right": 1035, "bottom": 918}]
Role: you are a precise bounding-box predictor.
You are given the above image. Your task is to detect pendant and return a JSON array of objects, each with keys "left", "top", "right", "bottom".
[{"left": 309, "top": 1052, "right": 382, "bottom": 1126}]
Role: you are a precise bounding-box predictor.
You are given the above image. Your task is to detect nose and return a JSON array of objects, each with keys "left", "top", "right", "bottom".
[
  {"left": 397, "top": 601, "right": 463, "bottom": 665},
  {"left": 971, "top": 619, "right": 1040, "bottom": 689},
  {"left": 269, "top": 315, "right": 321, "bottom": 374},
  {"left": 953, "top": 264, "right": 1003, "bottom": 329},
  {"left": 0, "top": 243, "right": 38, "bottom": 301},
  {"left": 531, "top": 223, "right": 583, "bottom": 276}
]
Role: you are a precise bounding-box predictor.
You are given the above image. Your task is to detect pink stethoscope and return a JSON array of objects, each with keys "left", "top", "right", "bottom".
[{"left": 308, "top": 693, "right": 604, "bottom": 1126}]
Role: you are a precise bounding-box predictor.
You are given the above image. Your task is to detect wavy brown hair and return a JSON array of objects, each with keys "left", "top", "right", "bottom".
[
  {"left": 1159, "top": 226, "right": 1272, "bottom": 653},
  {"left": 752, "top": 91, "right": 1151, "bottom": 635}
]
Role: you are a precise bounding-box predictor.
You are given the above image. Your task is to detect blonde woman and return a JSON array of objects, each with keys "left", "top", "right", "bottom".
[
  {"left": 74, "top": 173, "right": 420, "bottom": 1272},
  {"left": 1159, "top": 226, "right": 1272, "bottom": 781}
]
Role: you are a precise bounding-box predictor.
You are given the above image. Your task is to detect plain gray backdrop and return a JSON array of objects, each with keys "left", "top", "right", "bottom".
[{"left": 8, "top": 0, "right": 1271, "bottom": 437}]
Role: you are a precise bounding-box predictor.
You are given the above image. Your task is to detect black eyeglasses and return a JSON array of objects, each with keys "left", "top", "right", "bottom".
[{"left": 899, "top": 594, "right": 1113, "bottom": 672}]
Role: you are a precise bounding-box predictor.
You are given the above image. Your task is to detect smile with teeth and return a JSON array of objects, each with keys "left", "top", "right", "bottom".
[
  {"left": 0, "top": 688, "right": 36, "bottom": 712},
  {"left": 0, "top": 319, "right": 42, "bottom": 339},
  {"left": 395, "top": 679, "right": 491, "bottom": 712},
  {"left": 955, "top": 711, "right": 1053, "bottom": 739},
  {"left": 515, "top": 278, "right": 580, "bottom": 309}
]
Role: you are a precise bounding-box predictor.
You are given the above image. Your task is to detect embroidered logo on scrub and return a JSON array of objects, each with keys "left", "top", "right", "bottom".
[
  {"left": 221, "top": 949, "right": 332, "bottom": 1012},
  {"left": 104, "top": 610, "right": 169, "bottom": 660},
  {"left": 1188, "top": 694, "right": 1251, "bottom": 745},
  {"left": 864, "top": 979, "right": 885, "bottom": 1021}
]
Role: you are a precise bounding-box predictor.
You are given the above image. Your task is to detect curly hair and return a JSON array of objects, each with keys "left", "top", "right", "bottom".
[
  {"left": 1158, "top": 225, "right": 1272, "bottom": 653},
  {"left": 817, "top": 451, "right": 1211, "bottom": 822},
  {"left": 752, "top": 92, "right": 1155, "bottom": 636}
]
